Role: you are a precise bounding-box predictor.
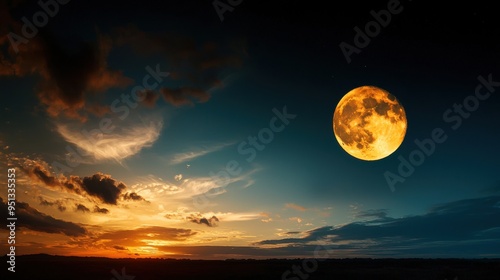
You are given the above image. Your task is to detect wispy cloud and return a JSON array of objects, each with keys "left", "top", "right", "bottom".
[
  {"left": 169, "top": 142, "right": 235, "bottom": 165},
  {"left": 130, "top": 169, "right": 255, "bottom": 203},
  {"left": 260, "top": 212, "right": 273, "bottom": 223},
  {"left": 285, "top": 203, "right": 307, "bottom": 212},
  {"left": 354, "top": 209, "right": 389, "bottom": 220},
  {"left": 56, "top": 119, "right": 162, "bottom": 162},
  {"left": 289, "top": 217, "right": 303, "bottom": 223}
]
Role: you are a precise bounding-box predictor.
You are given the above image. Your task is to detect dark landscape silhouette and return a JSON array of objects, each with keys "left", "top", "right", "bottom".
[{"left": 2, "top": 254, "right": 499, "bottom": 280}]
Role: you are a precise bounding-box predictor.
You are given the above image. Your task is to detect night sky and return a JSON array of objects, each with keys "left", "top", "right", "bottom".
[{"left": 1, "top": 0, "right": 500, "bottom": 259}]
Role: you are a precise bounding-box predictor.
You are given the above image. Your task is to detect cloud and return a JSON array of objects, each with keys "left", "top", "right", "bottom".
[
  {"left": 159, "top": 87, "right": 211, "bottom": 107},
  {"left": 99, "top": 226, "right": 196, "bottom": 244},
  {"left": 112, "top": 25, "right": 245, "bottom": 107},
  {"left": 162, "top": 208, "right": 259, "bottom": 225},
  {"left": 75, "top": 203, "right": 90, "bottom": 213},
  {"left": 38, "top": 197, "right": 67, "bottom": 212},
  {"left": 56, "top": 120, "right": 162, "bottom": 162},
  {"left": 35, "top": 32, "right": 132, "bottom": 122},
  {"left": 167, "top": 177, "right": 227, "bottom": 199},
  {"left": 80, "top": 173, "right": 126, "bottom": 204},
  {"left": 354, "top": 209, "right": 389, "bottom": 220},
  {"left": 188, "top": 214, "right": 220, "bottom": 227},
  {"left": 138, "top": 90, "right": 160, "bottom": 107},
  {"left": 128, "top": 170, "right": 257, "bottom": 205},
  {"left": 260, "top": 212, "right": 273, "bottom": 223},
  {"left": 62, "top": 226, "right": 198, "bottom": 254},
  {"left": 174, "top": 174, "right": 183, "bottom": 181},
  {"left": 0, "top": 9, "right": 245, "bottom": 120},
  {"left": 276, "top": 231, "right": 301, "bottom": 237},
  {"left": 0, "top": 197, "right": 86, "bottom": 237},
  {"left": 93, "top": 206, "right": 109, "bottom": 214},
  {"left": 23, "top": 160, "right": 83, "bottom": 194},
  {"left": 255, "top": 196, "right": 500, "bottom": 257},
  {"left": 0, "top": 11, "right": 133, "bottom": 121},
  {"left": 22, "top": 159, "right": 145, "bottom": 205},
  {"left": 169, "top": 142, "right": 235, "bottom": 165},
  {"left": 285, "top": 203, "right": 307, "bottom": 212},
  {"left": 122, "top": 192, "right": 146, "bottom": 202}
]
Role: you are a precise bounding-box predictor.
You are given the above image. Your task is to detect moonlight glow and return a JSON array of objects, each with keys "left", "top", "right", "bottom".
[{"left": 333, "top": 86, "right": 407, "bottom": 161}]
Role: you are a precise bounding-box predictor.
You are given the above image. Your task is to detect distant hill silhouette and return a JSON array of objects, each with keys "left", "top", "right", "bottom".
[{"left": 2, "top": 254, "right": 499, "bottom": 280}]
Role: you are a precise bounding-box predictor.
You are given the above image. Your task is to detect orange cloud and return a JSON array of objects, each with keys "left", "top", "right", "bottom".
[
  {"left": 285, "top": 203, "right": 307, "bottom": 212},
  {"left": 21, "top": 159, "right": 146, "bottom": 205}
]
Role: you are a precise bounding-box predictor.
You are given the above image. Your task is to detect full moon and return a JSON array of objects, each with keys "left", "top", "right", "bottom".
[{"left": 333, "top": 86, "right": 407, "bottom": 161}]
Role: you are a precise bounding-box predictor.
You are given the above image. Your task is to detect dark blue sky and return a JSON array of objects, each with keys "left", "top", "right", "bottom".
[{"left": 0, "top": 0, "right": 499, "bottom": 259}]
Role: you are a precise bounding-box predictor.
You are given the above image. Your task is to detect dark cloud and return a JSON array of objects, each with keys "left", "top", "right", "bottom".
[
  {"left": 188, "top": 214, "right": 219, "bottom": 227},
  {"left": 1, "top": 7, "right": 244, "bottom": 119},
  {"left": 23, "top": 160, "right": 143, "bottom": 205},
  {"left": 255, "top": 196, "right": 500, "bottom": 257},
  {"left": 0, "top": 10, "right": 133, "bottom": 122},
  {"left": 0, "top": 197, "right": 86, "bottom": 237},
  {"left": 22, "top": 161, "right": 82, "bottom": 194},
  {"left": 75, "top": 203, "right": 90, "bottom": 213},
  {"left": 80, "top": 173, "right": 126, "bottom": 205},
  {"left": 31, "top": 165, "right": 59, "bottom": 187},
  {"left": 94, "top": 206, "right": 109, "bottom": 214},
  {"left": 354, "top": 209, "right": 390, "bottom": 220},
  {"left": 160, "top": 87, "right": 210, "bottom": 107},
  {"left": 112, "top": 25, "right": 245, "bottom": 107},
  {"left": 38, "top": 196, "right": 66, "bottom": 212},
  {"left": 122, "top": 192, "right": 146, "bottom": 202},
  {"left": 138, "top": 89, "right": 160, "bottom": 107}
]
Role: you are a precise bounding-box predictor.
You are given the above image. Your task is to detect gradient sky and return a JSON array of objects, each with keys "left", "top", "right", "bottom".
[{"left": 1, "top": 0, "right": 500, "bottom": 259}]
